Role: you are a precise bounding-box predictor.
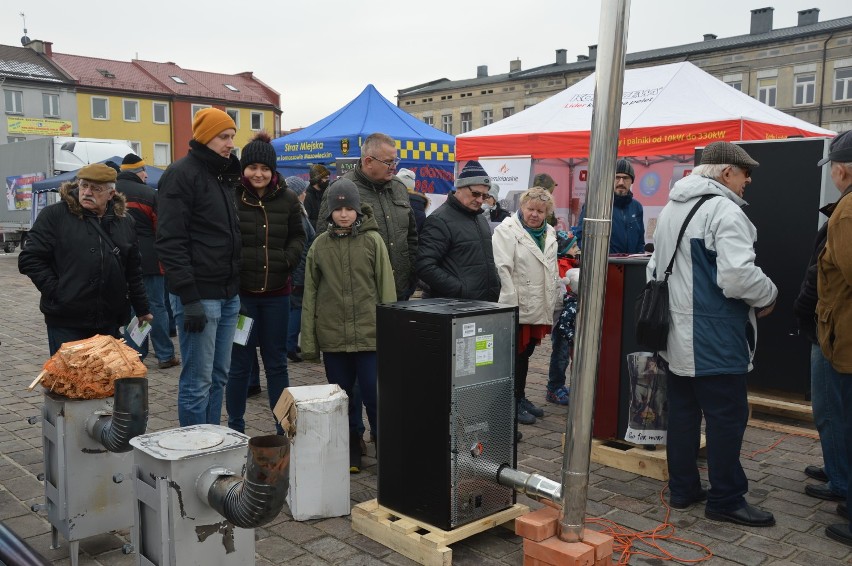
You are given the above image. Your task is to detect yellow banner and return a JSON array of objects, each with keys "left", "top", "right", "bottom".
[{"left": 7, "top": 117, "right": 73, "bottom": 136}]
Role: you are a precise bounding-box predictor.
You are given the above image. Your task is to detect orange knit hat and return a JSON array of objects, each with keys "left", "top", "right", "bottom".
[{"left": 192, "top": 108, "right": 237, "bottom": 144}]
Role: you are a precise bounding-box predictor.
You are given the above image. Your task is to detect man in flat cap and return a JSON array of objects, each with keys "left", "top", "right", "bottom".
[
  {"left": 816, "top": 130, "right": 852, "bottom": 547},
  {"left": 648, "top": 141, "right": 777, "bottom": 527},
  {"left": 156, "top": 107, "right": 242, "bottom": 427},
  {"left": 19, "top": 163, "right": 151, "bottom": 355},
  {"left": 118, "top": 153, "right": 179, "bottom": 370}
]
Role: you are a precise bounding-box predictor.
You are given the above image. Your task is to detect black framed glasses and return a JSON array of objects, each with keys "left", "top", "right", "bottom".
[
  {"left": 467, "top": 188, "right": 487, "bottom": 199},
  {"left": 369, "top": 155, "right": 401, "bottom": 169},
  {"left": 78, "top": 181, "right": 110, "bottom": 194}
]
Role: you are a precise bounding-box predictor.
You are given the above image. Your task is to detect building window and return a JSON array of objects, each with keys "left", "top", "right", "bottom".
[
  {"left": 794, "top": 74, "right": 816, "bottom": 105},
  {"left": 835, "top": 67, "right": 852, "bottom": 101},
  {"left": 7, "top": 136, "right": 26, "bottom": 143},
  {"left": 441, "top": 114, "right": 452, "bottom": 135},
  {"left": 725, "top": 80, "right": 742, "bottom": 91},
  {"left": 460, "top": 112, "right": 472, "bottom": 133},
  {"left": 4, "top": 90, "right": 23, "bottom": 114},
  {"left": 423, "top": 116, "right": 434, "bottom": 126},
  {"left": 152, "top": 102, "right": 168, "bottom": 124},
  {"left": 757, "top": 78, "right": 776, "bottom": 107},
  {"left": 482, "top": 109, "right": 493, "bottom": 126},
  {"left": 191, "top": 104, "right": 211, "bottom": 124},
  {"left": 123, "top": 99, "right": 140, "bottom": 122},
  {"left": 91, "top": 97, "right": 109, "bottom": 120},
  {"left": 153, "top": 143, "right": 171, "bottom": 167},
  {"left": 130, "top": 141, "right": 142, "bottom": 155},
  {"left": 170, "top": 75, "right": 187, "bottom": 84},
  {"left": 224, "top": 83, "right": 239, "bottom": 92},
  {"left": 226, "top": 108, "right": 240, "bottom": 128},
  {"left": 250, "top": 111, "right": 263, "bottom": 130},
  {"left": 43, "top": 93, "right": 59, "bottom": 118},
  {"left": 502, "top": 107, "right": 515, "bottom": 118}
]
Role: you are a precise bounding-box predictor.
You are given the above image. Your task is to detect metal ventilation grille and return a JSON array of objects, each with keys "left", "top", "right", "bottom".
[{"left": 449, "top": 378, "right": 514, "bottom": 527}]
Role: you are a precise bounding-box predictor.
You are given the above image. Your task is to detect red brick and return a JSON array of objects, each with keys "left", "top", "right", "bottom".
[
  {"left": 524, "top": 537, "right": 595, "bottom": 566},
  {"left": 594, "top": 556, "right": 613, "bottom": 566},
  {"left": 515, "top": 506, "right": 560, "bottom": 542},
  {"left": 581, "top": 528, "right": 614, "bottom": 560},
  {"left": 524, "top": 556, "right": 556, "bottom": 566}
]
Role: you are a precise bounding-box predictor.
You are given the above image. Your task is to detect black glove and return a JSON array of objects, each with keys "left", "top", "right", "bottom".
[
  {"left": 183, "top": 301, "right": 207, "bottom": 333},
  {"left": 239, "top": 302, "right": 249, "bottom": 317}
]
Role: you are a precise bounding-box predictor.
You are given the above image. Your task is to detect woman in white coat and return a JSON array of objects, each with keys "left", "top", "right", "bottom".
[{"left": 493, "top": 187, "right": 562, "bottom": 425}]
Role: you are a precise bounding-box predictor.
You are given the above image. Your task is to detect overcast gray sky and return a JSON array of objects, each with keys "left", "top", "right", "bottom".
[{"left": 2, "top": 1, "right": 849, "bottom": 131}]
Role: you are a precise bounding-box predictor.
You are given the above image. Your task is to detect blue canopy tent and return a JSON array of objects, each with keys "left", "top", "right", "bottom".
[
  {"left": 272, "top": 84, "right": 456, "bottom": 194},
  {"left": 31, "top": 156, "right": 165, "bottom": 191}
]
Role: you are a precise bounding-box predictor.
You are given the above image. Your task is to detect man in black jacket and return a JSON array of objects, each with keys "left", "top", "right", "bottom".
[
  {"left": 19, "top": 163, "right": 151, "bottom": 355},
  {"left": 156, "top": 108, "right": 242, "bottom": 427},
  {"left": 415, "top": 160, "right": 500, "bottom": 301},
  {"left": 117, "top": 153, "right": 179, "bottom": 369},
  {"left": 304, "top": 163, "right": 329, "bottom": 230}
]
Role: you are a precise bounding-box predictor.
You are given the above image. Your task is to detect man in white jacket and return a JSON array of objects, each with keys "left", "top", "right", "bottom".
[{"left": 648, "top": 141, "right": 777, "bottom": 527}]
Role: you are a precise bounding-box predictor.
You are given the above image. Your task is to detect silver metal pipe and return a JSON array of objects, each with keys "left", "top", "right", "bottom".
[
  {"left": 496, "top": 465, "right": 563, "bottom": 504},
  {"left": 87, "top": 377, "right": 148, "bottom": 453},
  {"left": 559, "top": 0, "right": 631, "bottom": 543},
  {"left": 205, "top": 435, "right": 290, "bottom": 528}
]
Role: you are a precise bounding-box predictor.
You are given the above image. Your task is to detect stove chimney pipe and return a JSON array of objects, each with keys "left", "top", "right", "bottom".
[{"left": 87, "top": 377, "right": 148, "bottom": 453}]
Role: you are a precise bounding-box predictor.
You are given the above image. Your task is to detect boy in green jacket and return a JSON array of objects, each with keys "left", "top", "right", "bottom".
[{"left": 301, "top": 179, "right": 396, "bottom": 473}]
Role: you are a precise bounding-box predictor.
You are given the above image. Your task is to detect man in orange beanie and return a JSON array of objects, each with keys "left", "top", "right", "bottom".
[{"left": 156, "top": 107, "right": 243, "bottom": 426}]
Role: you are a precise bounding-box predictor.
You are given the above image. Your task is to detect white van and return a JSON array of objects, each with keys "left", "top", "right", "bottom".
[{"left": 52, "top": 137, "right": 136, "bottom": 174}]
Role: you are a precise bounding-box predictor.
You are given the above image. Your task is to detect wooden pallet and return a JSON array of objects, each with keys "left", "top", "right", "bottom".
[
  {"left": 747, "top": 393, "right": 813, "bottom": 422},
  {"left": 351, "top": 499, "right": 529, "bottom": 566},
  {"left": 591, "top": 439, "right": 670, "bottom": 481}
]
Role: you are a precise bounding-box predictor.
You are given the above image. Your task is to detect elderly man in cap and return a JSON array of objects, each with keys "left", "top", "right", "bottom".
[
  {"left": 415, "top": 160, "right": 500, "bottom": 302},
  {"left": 317, "top": 132, "right": 418, "bottom": 300},
  {"left": 815, "top": 131, "right": 852, "bottom": 547},
  {"left": 117, "top": 153, "right": 179, "bottom": 369},
  {"left": 575, "top": 159, "right": 645, "bottom": 254},
  {"left": 649, "top": 141, "right": 777, "bottom": 527},
  {"left": 19, "top": 163, "right": 151, "bottom": 355},
  {"left": 156, "top": 107, "right": 242, "bottom": 427}
]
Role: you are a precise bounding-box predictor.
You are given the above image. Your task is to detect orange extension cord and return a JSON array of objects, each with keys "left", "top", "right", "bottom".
[{"left": 582, "top": 432, "right": 813, "bottom": 564}]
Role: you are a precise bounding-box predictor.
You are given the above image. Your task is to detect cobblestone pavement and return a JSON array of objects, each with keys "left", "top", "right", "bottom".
[{"left": 1, "top": 251, "right": 850, "bottom": 565}]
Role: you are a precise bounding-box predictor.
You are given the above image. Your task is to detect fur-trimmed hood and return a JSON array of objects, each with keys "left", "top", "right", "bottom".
[{"left": 59, "top": 181, "right": 127, "bottom": 218}]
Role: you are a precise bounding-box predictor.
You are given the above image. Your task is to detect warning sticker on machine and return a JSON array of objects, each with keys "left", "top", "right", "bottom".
[
  {"left": 462, "top": 322, "right": 476, "bottom": 337},
  {"left": 455, "top": 337, "right": 475, "bottom": 376},
  {"left": 475, "top": 334, "right": 494, "bottom": 366}
]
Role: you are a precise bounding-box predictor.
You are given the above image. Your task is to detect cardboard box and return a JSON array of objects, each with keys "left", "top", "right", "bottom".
[{"left": 274, "top": 384, "right": 350, "bottom": 520}]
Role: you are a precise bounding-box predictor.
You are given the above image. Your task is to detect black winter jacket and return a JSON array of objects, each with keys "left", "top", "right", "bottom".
[
  {"left": 408, "top": 190, "right": 429, "bottom": 233},
  {"left": 793, "top": 203, "right": 835, "bottom": 344},
  {"left": 156, "top": 140, "right": 242, "bottom": 304},
  {"left": 18, "top": 184, "right": 149, "bottom": 329},
  {"left": 117, "top": 171, "right": 161, "bottom": 275},
  {"left": 415, "top": 194, "right": 500, "bottom": 302},
  {"left": 304, "top": 185, "right": 325, "bottom": 230},
  {"left": 235, "top": 179, "right": 306, "bottom": 293}
]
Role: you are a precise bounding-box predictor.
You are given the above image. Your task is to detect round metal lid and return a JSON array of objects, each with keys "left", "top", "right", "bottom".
[{"left": 157, "top": 429, "right": 225, "bottom": 451}]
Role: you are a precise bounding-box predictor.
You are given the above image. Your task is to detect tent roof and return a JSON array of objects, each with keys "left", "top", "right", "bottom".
[
  {"left": 456, "top": 62, "right": 834, "bottom": 159},
  {"left": 272, "top": 84, "right": 453, "bottom": 150}
]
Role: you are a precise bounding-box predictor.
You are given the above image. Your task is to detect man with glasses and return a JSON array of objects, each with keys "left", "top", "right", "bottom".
[
  {"left": 648, "top": 141, "right": 777, "bottom": 527},
  {"left": 317, "top": 132, "right": 418, "bottom": 300},
  {"left": 19, "top": 163, "right": 151, "bottom": 355},
  {"left": 575, "top": 159, "right": 645, "bottom": 254},
  {"left": 415, "top": 159, "right": 500, "bottom": 301}
]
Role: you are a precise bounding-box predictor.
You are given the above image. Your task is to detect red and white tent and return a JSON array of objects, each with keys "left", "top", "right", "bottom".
[{"left": 456, "top": 62, "right": 834, "bottom": 160}]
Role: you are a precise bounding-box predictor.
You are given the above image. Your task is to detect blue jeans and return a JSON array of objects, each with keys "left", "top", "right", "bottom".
[
  {"left": 125, "top": 275, "right": 175, "bottom": 363},
  {"left": 171, "top": 294, "right": 240, "bottom": 427},
  {"left": 812, "top": 344, "right": 848, "bottom": 496},
  {"left": 226, "top": 294, "right": 290, "bottom": 434},
  {"left": 666, "top": 370, "right": 749, "bottom": 513},
  {"left": 286, "top": 301, "right": 301, "bottom": 353},
  {"left": 837, "top": 366, "right": 852, "bottom": 531},
  {"left": 323, "top": 352, "right": 377, "bottom": 438},
  {"left": 47, "top": 325, "right": 119, "bottom": 356}
]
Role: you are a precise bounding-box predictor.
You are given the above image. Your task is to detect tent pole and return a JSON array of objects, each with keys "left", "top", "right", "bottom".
[{"left": 558, "top": 0, "right": 631, "bottom": 543}]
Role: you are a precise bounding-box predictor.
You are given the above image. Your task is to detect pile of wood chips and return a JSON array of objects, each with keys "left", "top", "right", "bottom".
[{"left": 34, "top": 335, "right": 147, "bottom": 399}]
